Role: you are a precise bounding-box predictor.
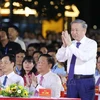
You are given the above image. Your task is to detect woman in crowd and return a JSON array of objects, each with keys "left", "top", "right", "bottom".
[
  {"left": 26, "top": 43, "right": 38, "bottom": 56},
  {"left": 20, "top": 56, "right": 37, "bottom": 92}
]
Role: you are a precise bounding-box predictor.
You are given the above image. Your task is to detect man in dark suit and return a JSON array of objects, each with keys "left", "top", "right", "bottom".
[{"left": 0, "top": 27, "right": 22, "bottom": 55}]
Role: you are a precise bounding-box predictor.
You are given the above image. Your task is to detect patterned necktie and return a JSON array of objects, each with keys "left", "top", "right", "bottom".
[
  {"left": 68, "top": 42, "right": 81, "bottom": 79},
  {"left": 96, "top": 77, "right": 100, "bottom": 86},
  {"left": 3, "top": 76, "right": 8, "bottom": 86},
  {"left": 39, "top": 76, "right": 44, "bottom": 85}
]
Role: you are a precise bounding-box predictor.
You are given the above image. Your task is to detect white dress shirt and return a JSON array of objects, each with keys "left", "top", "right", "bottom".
[
  {"left": 95, "top": 75, "right": 100, "bottom": 85},
  {"left": 51, "top": 63, "right": 67, "bottom": 76},
  {"left": 15, "top": 37, "right": 26, "bottom": 51},
  {"left": 35, "top": 71, "right": 63, "bottom": 98},
  {"left": 0, "top": 71, "right": 24, "bottom": 88},
  {"left": 56, "top": 36, "right": 97, "bottom": 75}
]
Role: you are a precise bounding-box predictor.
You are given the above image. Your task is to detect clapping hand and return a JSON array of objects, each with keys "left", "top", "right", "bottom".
[
  {"left": 31, "top": 73, "right": 38, "bottom": 88},
  {"left": 25, "top": 74, "right": 32, "bottom": 87},
  {"left": 62, "top": 30, "right": 72, "bottom": 47}
]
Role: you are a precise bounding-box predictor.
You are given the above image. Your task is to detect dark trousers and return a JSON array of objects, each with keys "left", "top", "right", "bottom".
[{"left": 67, "top": 78, "right": 95, "bottom": 100}]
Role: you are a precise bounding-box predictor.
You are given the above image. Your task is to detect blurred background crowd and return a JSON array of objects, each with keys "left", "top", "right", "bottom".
[{"left": 0, "top": 0, "right": 100, "bottom": 98}]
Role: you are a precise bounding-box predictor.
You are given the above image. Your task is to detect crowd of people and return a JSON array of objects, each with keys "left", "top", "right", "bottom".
[
  {"left": 0, "top": 25, "right": 67, "bottom": 98},
  {"left": 0, "top": 19, "right": 100, "bottom": 100}
]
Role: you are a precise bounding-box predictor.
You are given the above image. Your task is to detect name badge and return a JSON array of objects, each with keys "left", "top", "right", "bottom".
[{"left": 39, "top": 89, "right": 51, "bottom": 97}]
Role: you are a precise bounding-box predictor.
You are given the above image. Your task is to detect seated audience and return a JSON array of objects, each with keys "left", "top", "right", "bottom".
[
  {"left": 0, "top": 27, "right": 22, "bottom": 55},
  {"left": 20, "top": 56, "right": 37, "bottom": 92},
  {"left": 32, "top": 51, "right": 43, "bottom": 75},
  {"left": 95, "top": 55, "right": 100, "bottom": 76},
  {"left": 48, "top": 49, "right": 66, "bottom": 77},
  {"left": 32, "top": 51, "right": 42, "bottom": 65},
  {"left": 40, "top": 46, "right": 48, "bottom": 54},
  {"left": 8, "top": 25, "right": 26, "bottom": 51},
  {"left": 37, "top": 33, "right": 45, "bottom": 43},
  {"left": 27, "top": 32, "right": 39, "bottom": 46},
  {"left": 95, "top": 73, "right": 100, "bottom": 100},
  {"left": 48, "top": 49, "right": 67, "bottom": 94},
  {"left": 26, "top": 43, "right": 38, "bottom": 56},
  {"left": 23, "top": 31, "right": 30, "bottom": 47},
  {"left": 0, "top": 53, "right": 3, "bottom": 77},
  {"left": 32, "top": 54, "right": 64, "bottom": 97},
  {"left": 0, "top": 54, "right": 24, "bottom": 88},
  {"left": 14, "top": 50, "right": 26, "bottom": 75}
]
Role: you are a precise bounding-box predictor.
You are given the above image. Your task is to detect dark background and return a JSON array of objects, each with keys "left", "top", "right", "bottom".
[
  {"left": 74, "top": 0, "right": 100, "bottom": 28},
  {"left": 1, "top": 0, "right": 100, "bottom": 30}
]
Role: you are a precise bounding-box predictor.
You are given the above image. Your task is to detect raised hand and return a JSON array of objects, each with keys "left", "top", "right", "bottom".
[
  {"left": 62, "top": 31, "right": 67, "bottom": 47},
  {"left": 31, "top": 73, "right": 37, "bottom": 87},
  {"left": 25, "top": 74, "right": 31, "bottom": 87},
  {"left": 62, "top": 30, "right": 72, "bottom": 47}
]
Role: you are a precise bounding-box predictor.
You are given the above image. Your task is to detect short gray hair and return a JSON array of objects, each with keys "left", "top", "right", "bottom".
[{"left": 70, "top": 19, "right": 88, "bottom": 29}]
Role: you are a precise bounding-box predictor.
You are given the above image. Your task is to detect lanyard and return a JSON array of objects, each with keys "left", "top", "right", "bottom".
[
  {"left": 15, "top": 66, "right": 22, "bottom": 75},
  {"left": 5, "top": 47, "right": 8, "bottom": 54}
]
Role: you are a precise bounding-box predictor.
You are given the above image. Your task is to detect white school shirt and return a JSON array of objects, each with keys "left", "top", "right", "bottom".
[
  {"left": 95, "top": 75, "right": 100, "bottom": 100},
  {"left": 35, "top": 71, "right": 63, "bottom": 98},
  {"left": 0, "top": 71, "right": 24, "bottom": 88},
  {"left": 15, "top": 37, "right": 26, "bottom": 51},
  {"left": 56, "top": 36, "right": 97, "bottom": 75},
  {"left": 95, "top": 75, "right": 100, "bottom": 84}
]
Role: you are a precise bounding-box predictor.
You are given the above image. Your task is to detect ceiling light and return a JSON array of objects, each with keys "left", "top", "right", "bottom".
[
  {"left": 34, "top": 1, "right": 38, "bottom": 5},
  {"left": 13, "top": 2, "right": 22, "bottom": 7},
  {"left": 57, "top": 13, "right": 62, "bottom": 17},
  {"left": 28, "top": 0, "right": 32, "bottom": 2},
  {"left": 4, "top": 2, "right": 10, "bottom": 7},
  {"left": 50, "top": 1, "right": 54, "bottom": 5},
  {"left": 54, "top": 6, "right": 58, "bottom": 9},
  {"left": 65, "top": 5, "right": 71, "bottom": 10}
]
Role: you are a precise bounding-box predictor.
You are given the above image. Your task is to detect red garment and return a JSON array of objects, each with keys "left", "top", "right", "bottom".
[{"left": 23, "top": 73, "right": 32, "bottom": 86}]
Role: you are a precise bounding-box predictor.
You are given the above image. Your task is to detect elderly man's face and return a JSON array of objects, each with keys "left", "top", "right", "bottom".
[
  {"left": 71, "top": 23, "right": 86, "bottom": 41},
  {"left": 37, "top": 56, "right": 51, "bottom": 74}
]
